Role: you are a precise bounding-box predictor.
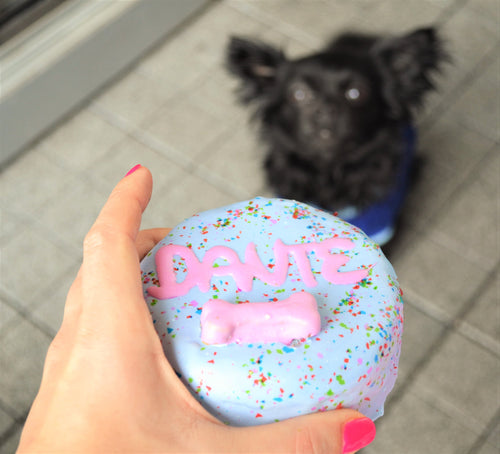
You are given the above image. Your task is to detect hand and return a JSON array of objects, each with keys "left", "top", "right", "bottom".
[{"left": 17, "top": 165, "right": 375, "bottom": 453}]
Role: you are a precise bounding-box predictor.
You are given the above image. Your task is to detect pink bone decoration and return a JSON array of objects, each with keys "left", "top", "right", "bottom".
[
  {"left": 147, "top": 237, "right": 370, "bottom": 299},
  {"left": 200, "top": 292, "right": 321, "bottom": 345}
]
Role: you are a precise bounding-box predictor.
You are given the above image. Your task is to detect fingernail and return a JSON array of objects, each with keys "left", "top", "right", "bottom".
[
  {"left": 125, "top": 164, "right": 141, "bottom": 177},
  {"left": 342, "top": 417, "right": 376, "bottom": 453}
]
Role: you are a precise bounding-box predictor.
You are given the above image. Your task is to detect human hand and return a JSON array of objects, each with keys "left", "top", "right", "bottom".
[{"left": 18, "top": 165, "right": 375, "bottom": 453}]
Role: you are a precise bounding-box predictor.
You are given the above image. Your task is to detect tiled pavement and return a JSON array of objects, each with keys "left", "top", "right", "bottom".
[{"left": 1, "top": 0, "right": 499, "bottom": 452}]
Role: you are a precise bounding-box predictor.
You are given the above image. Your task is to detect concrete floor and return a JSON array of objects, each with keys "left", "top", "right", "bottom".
[{"left": 1, "top": 0, "right": 499, "bottom": 452}]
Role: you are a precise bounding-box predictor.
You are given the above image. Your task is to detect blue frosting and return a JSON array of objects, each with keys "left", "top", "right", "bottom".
[{"left": 140, "top": 198, "right": 403, "bottom": 426}]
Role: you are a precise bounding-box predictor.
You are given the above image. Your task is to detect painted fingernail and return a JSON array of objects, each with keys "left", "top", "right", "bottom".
[
  {"left": 125, "top": 164, "right": 141, "bottom": 177},
  {"left": 342, "top": 417, "right": 376, "bottom": 453}
]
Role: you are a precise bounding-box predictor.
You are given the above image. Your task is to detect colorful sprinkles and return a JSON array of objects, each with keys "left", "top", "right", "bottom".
[{"left": 140, "top": 197, "right": 403, "bottom": 426}]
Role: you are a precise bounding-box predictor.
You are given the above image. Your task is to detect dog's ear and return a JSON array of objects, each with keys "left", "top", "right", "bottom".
[
  {"left": 227, "top": 36, "right": 286, "bottom": 103},
  {"left": 373, "top": 27, "right": 446, "bottom": 117}
]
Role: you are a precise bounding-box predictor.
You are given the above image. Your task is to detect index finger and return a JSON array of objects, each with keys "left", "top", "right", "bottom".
[{"left": 137, "top": 228, "right": 171, "bottom": 259}]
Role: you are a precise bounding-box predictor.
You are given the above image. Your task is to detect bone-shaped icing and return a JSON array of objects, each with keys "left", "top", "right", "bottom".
[{"left": 200, "top": 292, "right": 321, "bottom": 346}]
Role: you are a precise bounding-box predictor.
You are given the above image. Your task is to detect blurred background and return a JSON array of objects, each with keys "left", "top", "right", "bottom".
[{"left": 0, "top": 0, "right": 498, "bottom": 452}]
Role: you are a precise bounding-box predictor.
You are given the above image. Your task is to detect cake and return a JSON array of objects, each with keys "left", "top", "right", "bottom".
[{"left": 140, "top": 197, "right": 403, "bottom": 426}]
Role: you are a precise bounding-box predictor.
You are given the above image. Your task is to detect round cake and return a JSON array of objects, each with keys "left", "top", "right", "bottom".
[{"left": 140, "top": 197, "right": 403, "bottom": 426}]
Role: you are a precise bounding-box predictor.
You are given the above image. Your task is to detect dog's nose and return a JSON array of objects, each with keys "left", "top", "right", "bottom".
[
  {"left": 319, "top": 128, "right": 333, "bottom": 140},
  {"left": 313, "top": 105, "right": 336, "bottom": 127}
]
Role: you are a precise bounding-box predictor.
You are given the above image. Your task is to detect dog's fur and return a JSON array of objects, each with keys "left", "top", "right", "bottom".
[{"left": 227, "top": 28, "right": 445, "bottom": 212}]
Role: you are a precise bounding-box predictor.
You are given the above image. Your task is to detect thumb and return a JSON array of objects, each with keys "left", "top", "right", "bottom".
[{"left": 225, "top": 410, "right": 376, "bottom": 454}]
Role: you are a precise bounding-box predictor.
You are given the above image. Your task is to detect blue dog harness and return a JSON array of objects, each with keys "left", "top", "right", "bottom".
[{"left": 335, "top": 125, "right": 416, "bottom": 246}]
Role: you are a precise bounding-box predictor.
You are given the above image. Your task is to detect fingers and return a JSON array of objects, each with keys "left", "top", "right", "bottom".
[
  {"left": 137, "top": 228, "right": 171, "bottom": 259},
  {"left": 62, "top": 227, "right": 170, "bottom": 337},
  {"left": 75, "top": 166, "right": 154, "bottom": 332},
  {"left": 84, "top": 165, "right": 152, "bottom": 256},
  {"left": 54, "top": 167, "right": 173, "bottom": 350},
  {"left": 214, "top": 409, "right": 375, "bottom": 454}
]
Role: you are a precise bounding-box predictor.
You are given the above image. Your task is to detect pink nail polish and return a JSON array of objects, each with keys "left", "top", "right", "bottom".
[
  {"left": 342, "top": 417, "right": 376, "bottom": 453},
  {"left": 125, "top": 164, "right": 141, "bottom": 177}
]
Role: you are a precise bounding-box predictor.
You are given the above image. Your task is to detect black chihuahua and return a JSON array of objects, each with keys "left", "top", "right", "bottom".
[{"left": 227, "top": 28, "right": 446, "bottom": 245}]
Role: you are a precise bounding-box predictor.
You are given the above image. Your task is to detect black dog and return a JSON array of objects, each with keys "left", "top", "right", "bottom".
[{"left": 227, "top": 28, "right": 445, "bottom": 245}]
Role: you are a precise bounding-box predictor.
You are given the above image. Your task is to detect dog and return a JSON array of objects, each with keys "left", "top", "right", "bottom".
[{"left": 227, "top": 28, "right": 446, "bottom": 246}]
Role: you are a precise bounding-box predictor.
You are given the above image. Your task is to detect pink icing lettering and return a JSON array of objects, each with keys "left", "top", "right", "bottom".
[
  {"left": 201, "top": 246, "right": 252, "bottom": 292},
  {"left": 147, "top": 237, "right": 369, "bottom": 299},
  {"left": 148, "top": 245, "right": 201, "bottom": 298},
  {"left": 245, "top": 240, "right": 289, "bottom": 287},
  {"left": 200, "top": 292, "right": 321, "bottom": 345},
  {"left": 315, "top": 239, "right": 370, "bottom": 285}
]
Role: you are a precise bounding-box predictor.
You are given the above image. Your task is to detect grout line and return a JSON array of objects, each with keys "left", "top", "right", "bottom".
[
  {"left": 454, "top": 319, "right": 500, "bottom": 359},
  {"left": 193, "top": 162, "right": 251, "bottom": 200},
  {"left": 434, "top": 0, "right": 470, "bottom": 25},
  {"left": 189, "top": 117, "right": 262, "bottom": 200},
  {"left": 0, "top": 398, "right": 25, "bottom": 426},
  {"left": 0, "top": 419, "right": 24, "bottom": 449},
  {"left": 410, "top": 383, "right": 488, "bottom": 435},
  {"left": 429, "top": 228, "right": 498, "bottom": 272},
  {"left": 403, "top": 288, "right": 453, "bottom": 325},
  {"left": 466, "top": 406, "right": 500, "bottom": 454},
  {"left": 227, "top": 0, "right": 322, "bottom": 49},
  {"left": 0, "top": 192, "right": 84, "bottom": 259},
  {"left": 384, "top": 260, "right": 500, "bottom": 414},
  {"left": 446, "top": 258, "right": 499, "bottom": 326},
  {"left": 457, "top": 0, "right": 500, "bottom": 29},
  {"left": 88, "top": 102, "right": 137, "bottom": 136},
  {"left": 455, "top": 118, "right": 500, "bottom": 146},
  {"left": 91, "top": 100, "right": 255, "bottom": 201},
  {"left": 0, "top": 395, "right": 29, "bottom": 426},
  {"left": 420, "top": 40, "right": 500, "bottom": 130},
  {"left": 410, "top": 145, "right": 500, "bottom": 264},
  {"left": 0, "top": 288, "right": 57, "bottom": 340},
  {"left": 132, "top": 129, "right": 195, "bottom": 172},
  {"left": 0, "top": 205, "right": 35, "bottom": 248},
  {"left": 89, "top": 103, "right": 195, "bottom": 172}
]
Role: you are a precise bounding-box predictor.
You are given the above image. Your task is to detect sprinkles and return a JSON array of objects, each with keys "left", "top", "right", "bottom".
[{"left": 140, "top": 197, "right": 403, "bottom": 426}]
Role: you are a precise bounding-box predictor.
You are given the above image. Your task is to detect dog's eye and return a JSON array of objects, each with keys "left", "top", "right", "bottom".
[
  {"left": 289, "top": 82, "right": 315, "bottom": 104},
  {"left": 345, "top": 84, "right": 369, "bottom": 104}
]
